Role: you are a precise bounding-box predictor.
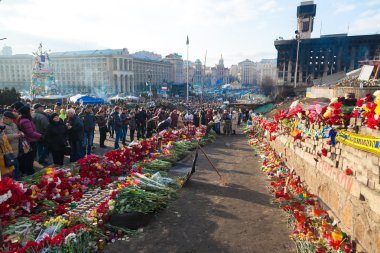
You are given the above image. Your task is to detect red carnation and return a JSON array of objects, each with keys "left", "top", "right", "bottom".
[
  {"left": 321, "top": 148, "right": 328, "bottom": 156},
  {"left": 345, "top": 168, "right": 353, "bottom": 176},
  {"left": 357, "top": 99, "right": 364, "bottom": 107}
]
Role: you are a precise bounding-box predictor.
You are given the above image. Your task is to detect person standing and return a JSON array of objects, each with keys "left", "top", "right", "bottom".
[
  {"left": 32, "top": 103, "right": 50, "bottom": 165},
  {"left": 213, "top": 110, "right": 221, "bottom": 135},
  {"left": 232, "top": 110, "right": 239, "bottom": 135},
  {"left": 184, "top": 111, "right": 193, "bottom": 125},
  {"left": 120, "top": 108, "right": 129, "bottom": 146},
  {"left": 200, "top": 109, "right": 206, "bottom": 126},
  {"left": 59, "top": 109, "right": 66, "bottom": 122},
  {"left": 112, "top": 106, "right": 123, "bottom": 149},
  {"left": 2, "top": 111, "right": 23, "bottom": 180},
  {"left": 135, "top": 107, "right": 147, "bottom": 139},
  {"left": 45, "top": 113, "right": 67, "bottom": 166},
  {"left": 193, "top": 110, "right": 200, "bottom": 127},
  {"left": 128, "top": 111, "right": 137, "bottom": 142},
  {"left": 79, "top": 104, "right": 96, "bottom": 155},
  {"left": 0, "top": 126, "right": 15, "bottom": 178},
  {"left": 107, "top": 108, "right": 114, "bottom": 138},
  {"left": 17, "top": 105, "right": 42, "bottom": 175},
  {"left": 96, "top": 108, "right": 107, "bottom": 148},
  {"left": 66, "top": 109, "right": 84, "bottom": 162},
  {"left": 170, "top": 110, "right": 178, "bottom": 129}
]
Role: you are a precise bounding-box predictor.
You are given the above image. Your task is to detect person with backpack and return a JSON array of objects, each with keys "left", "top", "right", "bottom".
[{"left": 79, "top": 104, "right": 96, "bottom": 155}]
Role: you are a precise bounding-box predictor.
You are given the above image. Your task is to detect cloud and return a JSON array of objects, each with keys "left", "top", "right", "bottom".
[
  {"left": 334, "top": 3, "right": 356, "bottom": 14},
  {"left": 350, "top": 10, "right": 380, "bottom": 34}
]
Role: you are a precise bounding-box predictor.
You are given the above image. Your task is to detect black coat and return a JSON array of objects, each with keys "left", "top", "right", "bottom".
[
  {"left": 45, "top": 121, "right": 67, "bottom": 151},
  {"left": 67, "top": 115, "right": 84, "bottom": 142}
]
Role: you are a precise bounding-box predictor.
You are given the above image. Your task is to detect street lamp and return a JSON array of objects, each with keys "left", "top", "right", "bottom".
[{"left": 294, "top": 30, "right": 301, "bottom": 88}]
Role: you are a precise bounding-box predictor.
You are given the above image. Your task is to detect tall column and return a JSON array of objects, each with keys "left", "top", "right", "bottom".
[
  {"left": 349, "top": 46, "right": 357, "bottom": 71},
  {"left": 287, "top": 60, "right": 292, "bottom": 83},
  {"left": 131, "top": 76, "right": 134, "bottom": 93},
  {"left": 120, "top": 75, "right": 124, "bottom": 93},
  {"left": 114, "top": 74, "right": 118, "bottom": 93},
  {"left": 126, "top": 75, "right": 131, "bottom": 93}
]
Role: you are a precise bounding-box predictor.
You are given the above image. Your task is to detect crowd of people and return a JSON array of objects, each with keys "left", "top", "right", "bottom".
[{"left": 0, "top": 100, "right": 254, "bottom": 181}]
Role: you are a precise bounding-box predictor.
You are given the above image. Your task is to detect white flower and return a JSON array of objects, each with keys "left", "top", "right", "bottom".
[
  {"left": 374, "top": 90, "right": 380, "bottom": 98},
  {"left": 0, "top": 190, "right": 12, "bottom": 205},
  {"left": 330, "top": 97, "right": 338, "bottom": 104}
]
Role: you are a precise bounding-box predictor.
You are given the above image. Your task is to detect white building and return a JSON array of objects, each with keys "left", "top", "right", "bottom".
[
  {"left": 238, "top": 59, "right": 257, "bottom": 86},
  {"left": 51, "top": 49, "right": 134, "bottom": 95},
  {"left": 0, "top": 54, "right": 33, "bottom": 90},
  {"left": 256, "top": 59, "right": 278, "bottom": 85}
]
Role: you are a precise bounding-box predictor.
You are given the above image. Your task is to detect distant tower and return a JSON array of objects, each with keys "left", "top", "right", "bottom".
[
  {"left": 219, "top": 54, "right": 224, "bottom": 67},
  {"left": 1, "top": 45, "right": 12, "bottom": 56},
  {"left": 297, "top": 1, "right": 317, "bottom": 39}
]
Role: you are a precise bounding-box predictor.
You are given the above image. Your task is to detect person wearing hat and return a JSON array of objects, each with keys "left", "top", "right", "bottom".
[
  {"left": 32, "top": 103, "right": 50, "bottom": 166},
  {"left": 2, "top": 111, "right": 23, "bottom": 179},
  {"left": 45, "top": 113, "right": 67, "bottom": 166},
  {"left": 0, "top": 124, "right": 15, "bottom": 179},
  {"left": 17, "top": 105, "right": 42, "bottom": 175}
]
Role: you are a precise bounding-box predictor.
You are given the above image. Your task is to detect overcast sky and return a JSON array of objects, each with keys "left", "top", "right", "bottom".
[{"left": 0, "top": 0, "right": 379, "bottom": 67}]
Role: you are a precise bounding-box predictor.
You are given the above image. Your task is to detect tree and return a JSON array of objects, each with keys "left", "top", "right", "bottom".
[{"left": 0, "top": 87, "right": 21, "bottom": 105}]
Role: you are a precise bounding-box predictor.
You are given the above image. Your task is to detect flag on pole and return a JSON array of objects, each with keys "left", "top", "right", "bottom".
[{"left": 186, "top": 35, "right": 189, "bottom": 45}]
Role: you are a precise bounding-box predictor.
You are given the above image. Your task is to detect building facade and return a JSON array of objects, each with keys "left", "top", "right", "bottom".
[
  {"left": 132, "top": 57, "right": 172, "bottom": 92},
  {"left": 0, "top": 54, "right": 33, "bottom": 90},
  {"left": 211, "top": 55, "right": 229, "bottom": 86},
  {"left": 51, "top": 49, "right": 134, "bottom": 95},
  {"left": 256, "top": 59, "right": 278, "bottom": 86},
  {"left": 193, "top": 59, "right": 203, "bottom": 84},
  {"left": 238, "top": 59, "right": 257, "bottom": 86},
  {"left": 164, "top": 53, "right": 184, "bottom": 84},
  {"left": 274, "top": 1, "right": 380, "bottom": 86}
]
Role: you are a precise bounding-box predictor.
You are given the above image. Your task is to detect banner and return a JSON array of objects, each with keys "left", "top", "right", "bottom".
[
  {"left": 296, "top": 121, "right": 332, "bottom": 139},
  {"left": 336, "top": 130, "right": 380, "bottom": 156}
]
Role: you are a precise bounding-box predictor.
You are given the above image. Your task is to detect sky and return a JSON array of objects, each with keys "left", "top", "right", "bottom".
[{"left": 0, "top": 0, "right": 379, "bottom": 67}]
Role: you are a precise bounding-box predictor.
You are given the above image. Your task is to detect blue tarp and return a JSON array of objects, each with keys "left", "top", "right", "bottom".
[{"left": 74, "top": 95, "right": 104, "bottom": 105}]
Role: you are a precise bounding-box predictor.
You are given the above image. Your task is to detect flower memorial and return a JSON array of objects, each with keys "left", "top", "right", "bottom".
[
  {"left": 246, "top": 115, "right": 354, "bottom": 252},
  {"left": 0, "top": 125, "right": 215, "bottom": 253}
]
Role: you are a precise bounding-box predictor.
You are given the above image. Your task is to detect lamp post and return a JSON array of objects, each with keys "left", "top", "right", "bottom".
[{"left": 294, "top": 30, "right": 301, "bottom": 88}]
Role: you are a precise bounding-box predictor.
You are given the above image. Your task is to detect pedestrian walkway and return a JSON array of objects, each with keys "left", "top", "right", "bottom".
[{"left": 105, "top": 134, "right": 296, "bottom": 253}]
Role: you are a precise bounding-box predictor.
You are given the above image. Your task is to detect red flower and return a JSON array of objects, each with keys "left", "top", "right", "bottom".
[
  {"left": 321, "top": 148, "right": 328, "bottom": 156},
  {"left": 345, "top": 168, "right": 353, "bottom": 176},
  {"left": 357, "top": 99, "right": 364, "bottom": 107}
]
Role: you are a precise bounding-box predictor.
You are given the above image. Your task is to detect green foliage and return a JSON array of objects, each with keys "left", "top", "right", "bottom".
[{"left": 0, "top": 87, "right": 21, "bottom": 105}]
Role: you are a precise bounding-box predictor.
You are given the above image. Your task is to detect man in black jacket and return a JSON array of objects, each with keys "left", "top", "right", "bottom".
[
  {"left": 79, "top": 104, "right": 96, "bottom": 155},
  {"left": 135, "top": 107, "right": 147, "bottom": 139},
  {"left": 66, "top": 109, "right": 84, "bottom": 162}
]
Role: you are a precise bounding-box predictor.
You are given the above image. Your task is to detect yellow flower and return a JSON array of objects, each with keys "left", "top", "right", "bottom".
[
  {"left": 375, "top": 104, "right": 380, "bottom": 115},
  {"left": 46, "top": 168, "right": 54, "bottom": 175}
]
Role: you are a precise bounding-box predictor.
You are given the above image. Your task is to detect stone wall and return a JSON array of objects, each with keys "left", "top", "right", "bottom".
[
  {"left": 268, "top": 125, "right": 380, "bottom": 252},
  {"left": 306, "top": 86, "right": 380, "bottom": 99}
]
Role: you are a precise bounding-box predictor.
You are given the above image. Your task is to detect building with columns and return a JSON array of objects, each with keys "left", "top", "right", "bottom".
[
  {"left": 131, "top": 54, "right": 173, "bottom": 93},
  {"left": 0, "top": 54, "right": 33, "bottom": 90},
  {"left": 51, "top": 48, "right": 134, "bottom": 95},
  {"left": 274, "top": 1, "right": 380, "bottom": 86}
]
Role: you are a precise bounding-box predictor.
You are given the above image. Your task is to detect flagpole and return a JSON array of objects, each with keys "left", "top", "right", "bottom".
[{"left": 186, "top": 36, "right": 189, "bottom": 102}]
